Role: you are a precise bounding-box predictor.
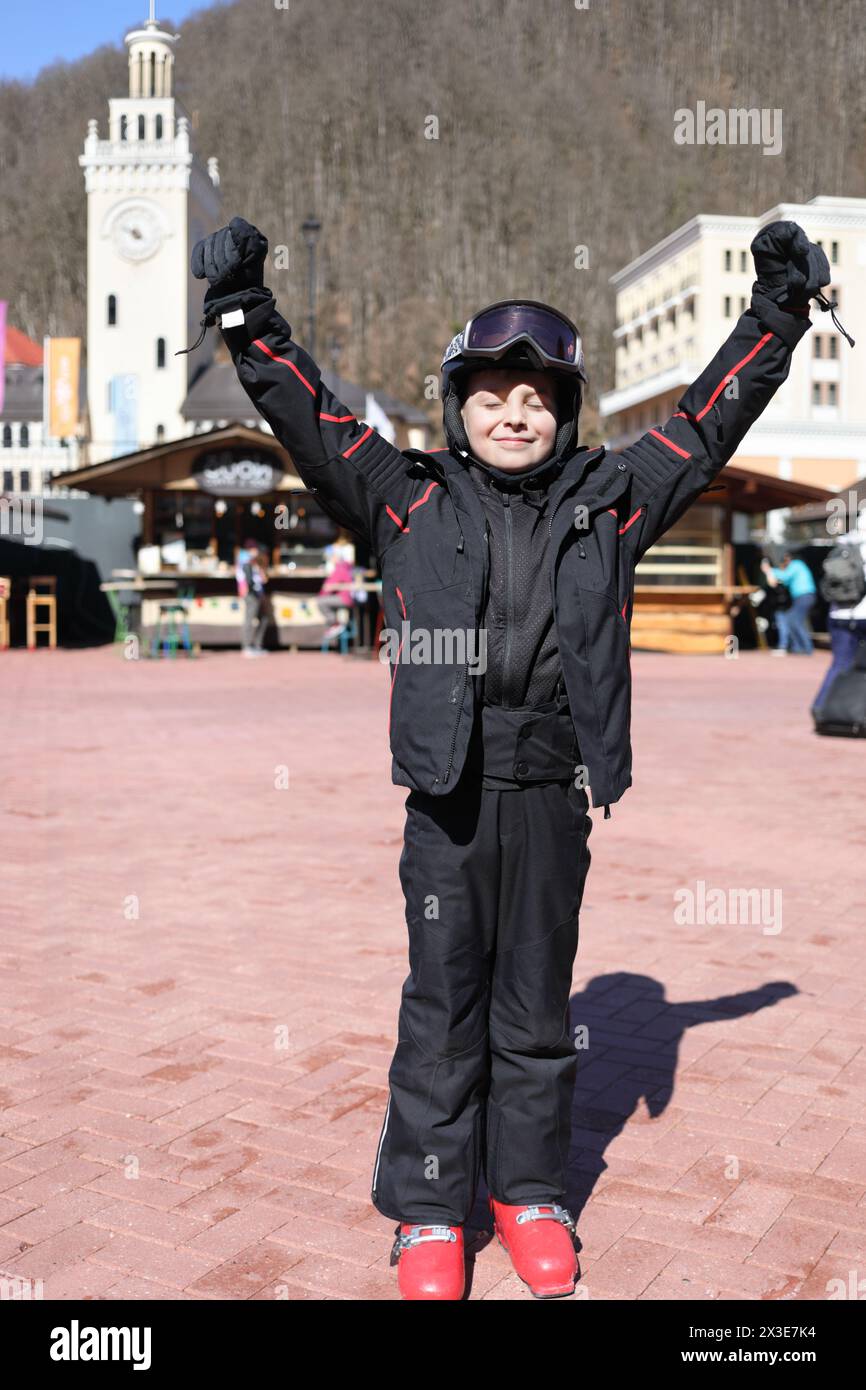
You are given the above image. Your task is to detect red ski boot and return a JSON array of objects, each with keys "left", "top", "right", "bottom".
[
  {"left": 390, "top": 1223, "right": 465, "bottom": 1300},
  {"left": 490, "top": 1198, "right": 579, "bottom": 1298}
]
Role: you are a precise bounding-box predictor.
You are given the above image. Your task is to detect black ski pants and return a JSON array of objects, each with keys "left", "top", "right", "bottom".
[{"left": 371, "top": 698, "right": 593, "bottom": 1225}]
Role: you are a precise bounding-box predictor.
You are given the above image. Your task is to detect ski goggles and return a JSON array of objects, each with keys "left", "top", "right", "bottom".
[{"left": 459, "top": 300, "right": 587, "bottom": 380}]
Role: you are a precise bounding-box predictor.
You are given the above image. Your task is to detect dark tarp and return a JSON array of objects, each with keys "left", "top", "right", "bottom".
[{"left": 0, "top": 538, "right": 115, "bottom": 647}]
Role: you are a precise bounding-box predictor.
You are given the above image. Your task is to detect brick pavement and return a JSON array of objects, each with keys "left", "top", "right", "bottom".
[{"left": 1, "top": 645, "right": 865, "bottom": 1300}]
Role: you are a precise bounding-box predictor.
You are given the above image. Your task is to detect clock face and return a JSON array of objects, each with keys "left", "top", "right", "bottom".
[{"left": 113, "top": 203, "right": 163, "bottom": 262}]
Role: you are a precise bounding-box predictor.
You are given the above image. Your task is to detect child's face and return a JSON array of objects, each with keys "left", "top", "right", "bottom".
[{"left": 460, "top": 369, "right": 558, "bottom": 471}]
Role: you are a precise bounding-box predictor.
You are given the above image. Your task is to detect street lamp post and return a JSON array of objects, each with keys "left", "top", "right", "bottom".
[{"left": 301, "top": 215, "right": 322, "bottom": 360}]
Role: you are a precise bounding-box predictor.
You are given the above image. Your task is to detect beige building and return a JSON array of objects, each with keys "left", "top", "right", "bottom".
[
  {"left": 600, "top": 195, "right": 866, "bottom": 495},
  {"left": 592, "top": 197, "right": 858, "bottom": 648}
]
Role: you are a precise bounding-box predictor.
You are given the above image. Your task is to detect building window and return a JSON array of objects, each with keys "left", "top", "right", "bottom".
[
  {"left": 156, "top": 424, "right": 165, "bottom": 441},
  {"left": 20, "top": 469, "right": 30, "bottom": 492},
  {"left": 2, "top": 469, "right": 12, "bottom": 490},
  {"left": 156, "top": 337, "right": 166, "bottom": 368},
  {"left": 107, "top": 294, "right": 117, "bottom": 326},
  {"left": 810, "top": 380, "right": 841, "bottom": 408},
  {"left": 831, "top": 240, "right": 839, "bottom": 264},
  {"left": 155, "top": 114, "right": 163, "bottom": 139},
  {"left": 739, "top": 296, "right": 746, "bottom": 312},
  {"left": 829, "top": 335, "right": 838, "bottom": 359},
  {"left": 739, "top": 250, "right": 747, "bottom": 271},
  {"left": 20, "top": 424, "right": 29, "bottom": 449},
  {"left": 723, "top": 296, "right": 731, "bottom": 317},
  {"left": 2, "top": 424, "right": 11, "bottom": 448},
  {"left": 120, "top": 115, "right": 128, "bottom": 141},
  {"left": 724, "top": 250, "right": 732, "bottom": 272},
  {"left": 138, "top": 114, "right": 145, "bottom": 140},
  {"left": 813, "top": 335, "right": 823, "bottom": 358}
]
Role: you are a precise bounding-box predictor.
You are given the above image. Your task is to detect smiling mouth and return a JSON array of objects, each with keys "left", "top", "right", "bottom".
[{"left": 493, "top": 438, "right": 533, "bottom": 446}]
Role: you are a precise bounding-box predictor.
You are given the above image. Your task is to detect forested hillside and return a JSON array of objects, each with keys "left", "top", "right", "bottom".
[{"left": 2, "top": 0, "right": 864, "bottom": 436}]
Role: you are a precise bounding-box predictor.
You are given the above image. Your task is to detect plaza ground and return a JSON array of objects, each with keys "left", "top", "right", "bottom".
[{"left": 1, "top": 644, "right": 865, "bottom": 1301}]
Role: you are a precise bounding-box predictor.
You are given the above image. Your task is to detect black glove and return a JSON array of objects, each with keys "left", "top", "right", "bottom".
[
  {"left": 191, "top": 215, "right": 268, "bottom": 294},
  {"left": 750, "top": 220, "right": 830, "bottom": 310},
  {"left": 177, "top": 218, "right": 271, "bottom": 355}
]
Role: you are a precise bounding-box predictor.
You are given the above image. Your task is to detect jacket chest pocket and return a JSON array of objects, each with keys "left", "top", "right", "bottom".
[
  {"left": 569, "top": 517, "right": 620, "bottom": 599},
  {"left": 411, "top": 528, "right": 463, "bottom": 596},
  {"left": 381, "top": 521, "right": 463, "bottom": 602}
]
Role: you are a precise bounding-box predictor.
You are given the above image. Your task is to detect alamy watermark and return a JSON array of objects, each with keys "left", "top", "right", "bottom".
[
  {"left": 1, "top": 1270, "right": 44, "bottom": 1300},
  {"left": 674, "top": 879, "right": 782, "bottom": 935},
  {"left": 826, "top": 492, "right": 866, "bottom": 536},
  {"left": 674, "top": 102, "right": 783, "bottom": 157},
  {"left": 379, "top": 622, "right": 487, "bottom": 673},
  {"left": 0, "top": 495, "right": 43, "bottom": 544}
]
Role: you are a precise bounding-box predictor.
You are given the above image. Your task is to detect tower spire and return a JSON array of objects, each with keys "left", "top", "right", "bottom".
[{"left": 125, "top": 5, "right": 179, "bottom": 98}]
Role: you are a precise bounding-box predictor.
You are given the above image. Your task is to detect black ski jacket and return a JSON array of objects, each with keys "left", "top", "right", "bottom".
[{"left": 216, "top": 288, "right": 811, "bottom": 809}]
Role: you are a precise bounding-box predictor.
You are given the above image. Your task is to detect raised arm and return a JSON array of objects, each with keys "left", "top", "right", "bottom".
[
  {"left": 191, "top": 218, "right": 421, "bottom": 555},
  {"left": 613, "top": 221, "right": 832, "bottom": 562}
]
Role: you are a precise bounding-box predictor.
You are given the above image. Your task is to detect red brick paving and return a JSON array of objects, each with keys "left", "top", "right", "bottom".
[{"left": 1, "top": 644, "right": 865, "bottom": 1301}]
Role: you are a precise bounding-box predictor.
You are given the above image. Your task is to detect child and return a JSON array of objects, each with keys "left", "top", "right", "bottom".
[{"left": 193, "top": 215, "right": 831, "bottom": 1300}]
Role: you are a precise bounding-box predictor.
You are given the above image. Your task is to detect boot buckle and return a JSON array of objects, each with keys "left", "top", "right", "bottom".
[
  {"left": 515, "top": 1203, "right": 576, "bottom": 1235},
  {"left": 390, "top": 1224, "right": 458, "bottom": 1265}
]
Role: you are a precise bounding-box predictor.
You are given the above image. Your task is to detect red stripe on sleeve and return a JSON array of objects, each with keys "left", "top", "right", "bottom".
[
  {"left": 618, "top": 507, "right": 643, "bottom": 535},
  {"left": 648, "top": 428, "right": 691, "bottom": 459},
  {"left": 694, "top": 332, "right": 773, "bottom": 421},
  {"left": 342, "top": 426, "right": 373, "bottom": 459},
  {"left": 251, "top": 338, "right": 316, "bottom": 395}
]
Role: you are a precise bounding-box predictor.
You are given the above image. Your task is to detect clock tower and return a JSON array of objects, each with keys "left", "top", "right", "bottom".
[{"left": 79, "top": 3, "right": 222, "bottom": 462}]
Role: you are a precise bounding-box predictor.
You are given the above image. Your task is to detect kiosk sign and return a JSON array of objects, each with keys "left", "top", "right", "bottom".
[{"left": 193, "top": 449, "right": 282, "bottom": 497}]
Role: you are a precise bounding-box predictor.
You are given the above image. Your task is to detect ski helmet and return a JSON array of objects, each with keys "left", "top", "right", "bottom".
[{"left": 440, "top": 299, "right": 588, "bottom": 459}]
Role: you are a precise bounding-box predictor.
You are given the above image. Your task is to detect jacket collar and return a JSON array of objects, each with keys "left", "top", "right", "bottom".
[
  {"left": 467, "top": 449, "right": 566, "bottom": 490},
  {"left": 403, "top": 443, "right": 628, "bottom": 536},
  {"left": 407, "top": 443, "right": 609, "bottom": 491}
]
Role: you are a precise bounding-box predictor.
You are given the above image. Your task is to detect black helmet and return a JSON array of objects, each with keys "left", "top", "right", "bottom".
[{"left": 440, "top": 299, "right": 588, "bottom": 459}]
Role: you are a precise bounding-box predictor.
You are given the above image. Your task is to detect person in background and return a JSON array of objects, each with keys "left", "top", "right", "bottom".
[
  {"left": 813, "top": 527, "right": 866, "bottom": 712},
  {"left": 761, "top": 549, "right": 817, "bottom": 654},
  {"left": 318, "top": 550, "right": 356, "bottom": 640},
  {"left": 325, "top": 529, "right": 357, "bottom": 568},
  {"left": 236, "top": 538, "right": 270, "bottom": 657}
]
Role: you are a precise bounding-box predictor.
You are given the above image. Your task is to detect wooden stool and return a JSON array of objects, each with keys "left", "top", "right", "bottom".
[
  {"left": 0, "top": 577, "right": 11, "bottom": 650},
  {"left": 26, "top": 575, "right": 58, "bottom": 650}
]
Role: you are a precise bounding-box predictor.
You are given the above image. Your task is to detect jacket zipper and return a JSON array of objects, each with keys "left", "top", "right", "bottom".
[
  {"left": 441, "top": 519, "right": 486, "bottom": 786},
  {"left": 502, "top": 492, "right": 515, "bottom": 703}
]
